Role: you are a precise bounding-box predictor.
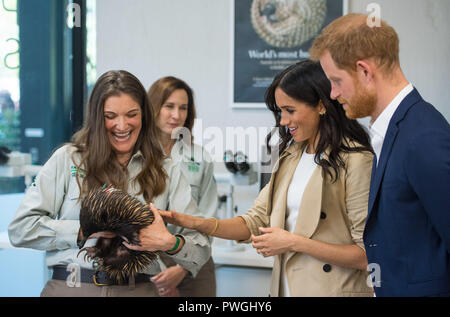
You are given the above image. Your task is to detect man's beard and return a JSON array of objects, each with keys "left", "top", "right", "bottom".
[{"left": 338, "top": 78, "right": 377, "bottom": 120}]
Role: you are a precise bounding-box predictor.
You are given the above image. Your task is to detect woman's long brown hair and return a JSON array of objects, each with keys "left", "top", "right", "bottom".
[{"left": 71, "top": 70, "right": 167, "bottom": 202}]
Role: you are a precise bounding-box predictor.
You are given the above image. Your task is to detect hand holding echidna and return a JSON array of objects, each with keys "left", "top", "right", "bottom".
[
  {"left": 77, "top": 186, "right": 178, "bottom": 283},
  {"left": 123, "top": 204, "right": 185, "bottom": 253},
  {"left": 159, "top": 209, "right": 221, "bottom": 238}
]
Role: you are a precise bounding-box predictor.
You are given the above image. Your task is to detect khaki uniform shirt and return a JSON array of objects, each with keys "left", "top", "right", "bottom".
[
  {"left": 159, "top": 140, "right": 218, "bottom": 296},
  {"left": 8, "top": 144, "right": 210, "bottom": 277},
  {"left": 170, "top": 140, "right": 218, "bottom": 219}
]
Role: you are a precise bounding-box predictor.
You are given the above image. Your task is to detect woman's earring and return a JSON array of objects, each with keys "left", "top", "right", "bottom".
[{"left": 318, "top": 101, "right": 326, "bottom": 116}]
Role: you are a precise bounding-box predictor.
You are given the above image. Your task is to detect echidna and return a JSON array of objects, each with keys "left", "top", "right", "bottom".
[{"left": 78, "top": 186, "right": 157, "bottom": 283}]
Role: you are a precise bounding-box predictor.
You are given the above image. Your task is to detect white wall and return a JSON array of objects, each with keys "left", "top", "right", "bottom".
[
  {"left": 350, "top": 0, "right": 450, "bottom": 120},
  {"left": 97, "top": 0, "right": 450, "bottom": 130},
  {"left": 96, "top": 0, "right": 450, "bottom": 218},
  {"left": 97, "top": 0, "right": 274, "bottom": 142},
  {"left": 96, "top": 0, "right": 272, "bottom": 215}
]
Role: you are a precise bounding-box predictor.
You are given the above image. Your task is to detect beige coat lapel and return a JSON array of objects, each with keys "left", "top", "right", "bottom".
[
  {"left": 293, "top": 166, "right": 323, "bottom": 238},
  {"left": 283, "top": 151, "right": 324, "bottom": 267},
  {"left": 269, "top": 143, "right": 305, "bottom": 229},
  {"left": 268, "top": 142, "right": 304, "bottom": 297}
]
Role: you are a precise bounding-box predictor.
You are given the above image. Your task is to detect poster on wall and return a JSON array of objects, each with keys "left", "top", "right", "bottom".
[{"left": 232, "top": 0, "right": 348, "bottom": 108}]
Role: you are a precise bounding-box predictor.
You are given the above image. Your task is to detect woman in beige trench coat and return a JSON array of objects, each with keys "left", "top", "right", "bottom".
[{"left": 158, "top": 60, "right": 375, "bottom": 297}]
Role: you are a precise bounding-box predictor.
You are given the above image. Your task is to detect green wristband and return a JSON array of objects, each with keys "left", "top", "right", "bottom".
[{"left": 167, "top": 235, "right": 181, "bottom": 253}]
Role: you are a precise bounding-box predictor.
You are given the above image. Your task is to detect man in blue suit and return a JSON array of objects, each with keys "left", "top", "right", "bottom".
[{"left": 310, "top": 13, "right": 450, "bottom": 296}]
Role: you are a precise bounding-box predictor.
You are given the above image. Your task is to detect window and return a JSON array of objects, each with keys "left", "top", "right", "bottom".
[
  {"left": 0, "top": 0, "right": 95, "bottom": 195},
  {"left": 0, "top": 0, "right": 22, "bottom": 193},
  {"left": 86, "top": 0, "right": 96, "bottom": 93}
]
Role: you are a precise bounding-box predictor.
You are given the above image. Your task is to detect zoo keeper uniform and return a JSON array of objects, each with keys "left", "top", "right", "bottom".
[
  {"left": 159, "top": 139, "right": 218, "bottom": 296},
  {"left": 8, "top": 144, "right": 211, "bottom": 297}
]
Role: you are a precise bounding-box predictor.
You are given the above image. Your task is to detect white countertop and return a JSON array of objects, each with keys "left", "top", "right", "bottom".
[
  {"left": 0, "top": 231, "right": 13, "bottom": 249},
  {"left": 211, "top": 238, "right": 274, "bottom": 269}
]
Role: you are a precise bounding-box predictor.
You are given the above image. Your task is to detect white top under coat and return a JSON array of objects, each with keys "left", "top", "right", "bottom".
[
  {"left": 283, "top": 146, "right": 317, "bottom": 297},
  {"left": 285, "top": 148, "right": 317, "bottom": 233}
]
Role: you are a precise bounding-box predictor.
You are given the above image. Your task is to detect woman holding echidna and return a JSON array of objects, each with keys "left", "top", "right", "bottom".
[{"left": 8, "top": 70, "right": 210, "bottom": 297}]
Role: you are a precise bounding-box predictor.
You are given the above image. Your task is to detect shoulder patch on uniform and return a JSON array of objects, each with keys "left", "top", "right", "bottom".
[{"left": 70, "top": 165, "right": 85, "bottom": 178}]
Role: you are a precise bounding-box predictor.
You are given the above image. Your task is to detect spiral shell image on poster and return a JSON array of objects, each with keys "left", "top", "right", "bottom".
[
  {"left": 250, "top": 0, "right": 327, "bottom": 48},
  {"left": 233, "top": 0, "right": 344, "bottom": 104}
]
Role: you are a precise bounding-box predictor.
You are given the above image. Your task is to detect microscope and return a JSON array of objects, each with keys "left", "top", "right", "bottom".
[{"left": 216, "top": 150, "right": 258, "bottom": 251}]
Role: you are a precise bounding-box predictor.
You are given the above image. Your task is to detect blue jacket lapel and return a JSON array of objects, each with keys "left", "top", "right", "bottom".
[
  {"left": 367, "top": 88, "right": 422, "bottom": 218},
  {"left": 368, "top": 156, "right": 377, "bottom": 212},
  {"left": 367, "top": 125, "right": 399, "bottom": 217}
]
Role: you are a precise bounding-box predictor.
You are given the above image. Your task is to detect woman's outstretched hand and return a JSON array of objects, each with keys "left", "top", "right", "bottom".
[
  {"left": 123, "top": 203, "right": 176, "bottom": 252},
  {"left": 159, "top": 209, "right": 198, "bottom": 230}
]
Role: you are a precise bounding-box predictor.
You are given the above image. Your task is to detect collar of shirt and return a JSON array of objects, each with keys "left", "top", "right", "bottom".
[
  {"left": 130, "top": 150, "right": 143, "bottom": 161},
  {"left": 369, "top": 83, "right": 414, "bottom": 162},
  {"left": 171, "top": 138, "right": 197, "bottom": 163},
  {"left": 126, "top": 150, "right": 144, "bottom": 176}
]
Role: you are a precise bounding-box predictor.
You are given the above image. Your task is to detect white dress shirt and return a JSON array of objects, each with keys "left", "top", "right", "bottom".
[{"left": 369, "top": 83, "right": 414, "bottom": 165}]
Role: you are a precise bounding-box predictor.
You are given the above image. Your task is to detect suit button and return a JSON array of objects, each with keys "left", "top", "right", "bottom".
[
  {"left": 323, "top": 264, "right": 332, "bottom": 273},
  {"left": 320, "top": 211, "right": 327, "bottom": 219}
]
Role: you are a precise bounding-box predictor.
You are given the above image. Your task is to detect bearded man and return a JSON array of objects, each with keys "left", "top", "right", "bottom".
[{"left": 310, "top": 13, "right": 450, "bottom": 297}]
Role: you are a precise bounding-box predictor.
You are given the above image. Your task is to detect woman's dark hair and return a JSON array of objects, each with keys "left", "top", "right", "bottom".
[{"left": 265, "top": 60, "right": 373, "bottom": 182}]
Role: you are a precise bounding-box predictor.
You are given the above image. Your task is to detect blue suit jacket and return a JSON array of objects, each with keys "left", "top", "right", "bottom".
[{"left": 363, "top": 88, "right": 450, "bottom": 297}]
